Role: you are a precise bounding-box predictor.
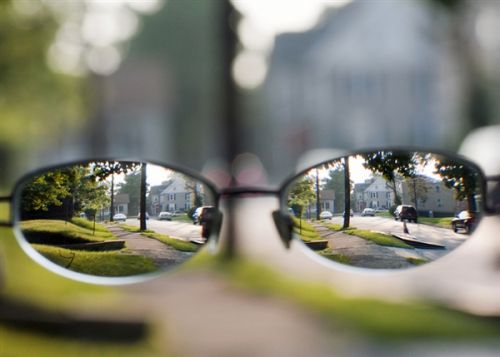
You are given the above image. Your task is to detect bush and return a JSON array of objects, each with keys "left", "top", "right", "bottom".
[
  {"left": 389, "top": 205, "right": 398, "bottom": 216},
  {"left": 187, "top": 207, "right": 197, "bottom": 221}
]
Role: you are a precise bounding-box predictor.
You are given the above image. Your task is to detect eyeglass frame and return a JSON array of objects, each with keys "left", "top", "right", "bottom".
[{"left": 0, "top": 147, "right": 499, "bottom": 282}]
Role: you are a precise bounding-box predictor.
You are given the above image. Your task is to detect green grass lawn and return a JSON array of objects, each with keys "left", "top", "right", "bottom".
[
  {"left": 343, "top": 228, "right": 414, "bottom": 249},
  {"left": 117, "top": 223, "right": 199, "bottom": 252},
  {"left": 171, "top": 215, "right": 193, "bottom": 223},
  {"left": 33, "top": 244, "right": 158, "bottom": 277},
  {"left": 322, "top": 223, "right": 413, "bottom": 249},
  {"left": 71, "top": 217, "right": 111, "bottom": 233},
  {"left": 292, "top": 217, "right": 322, "bottom": 241},
  {"left": 21, "top": 219, "right": 114, "bottom": 244},
  {"left": 375, "top": 211, "right": 393, "bottom": 218},
  {"left": 418, "top": 217, "right": 454, "bottom": 229},
  {"left": 322, "top": 222, "right": 345, "bottom": 231},
  {"left": 142, "top": 232, "right": 199, "bottom": 253},
  {"left": 319, "top": 249, "right": 352, "bottom": 264}
]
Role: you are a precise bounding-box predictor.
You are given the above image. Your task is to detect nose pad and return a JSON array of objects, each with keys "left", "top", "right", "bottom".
[
  {"left": 272, "top": 210, "right": 294, "bottom": 249},
  {"left": 201, "top": 209, "right": 223, "bottom": 241}
]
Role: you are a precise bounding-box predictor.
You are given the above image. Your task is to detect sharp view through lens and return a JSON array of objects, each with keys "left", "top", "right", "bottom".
[
  {"left": 287, "top": 151, "right": 483, "bottom": 269},
  {"left": 17, "top": 161, "right": 214, "bottom": 277}
]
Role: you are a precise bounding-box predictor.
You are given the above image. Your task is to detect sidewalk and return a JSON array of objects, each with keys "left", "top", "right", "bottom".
[
  {"left": 312, "top": 224, "right": 416, "bottom": 269},
  {"left": 106, "top": 225, "right": 194, "bottom": 269}
]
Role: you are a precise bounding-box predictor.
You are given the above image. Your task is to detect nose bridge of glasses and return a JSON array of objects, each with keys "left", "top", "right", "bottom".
[{"left": 0, "top": 196, "right": 12, "bottom": 227}]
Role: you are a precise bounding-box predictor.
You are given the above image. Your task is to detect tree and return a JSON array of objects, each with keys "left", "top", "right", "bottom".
[
  {"left": 117, "top": 170, "right": 142, "bottom": 216},
  {"left": 185, "top": 177, "right": 204, "bottom": 208},
  {"left": 321, "top": 157, "right": 352, "bottom": 228},
  {"left": 139, "top": 163, "right": 147, "bottom": 231},
  {"left": 434, "top": 159, "right": 480, "bottom": 212},
  {"left": 21, "top": 165, "right": 109, "bottom": 220},
  {"left": 343, "top": 157, "right": 351, "bottom": 229},
  {"left": 90, "top": 161, "right": 140, "bottom": 221},
  {"left": 406, "top": 175, "right": 430, "bottom": 211},
  {"left": 288, "top": 176, "right": 316, "bottom": 220},
  {"left": 21, "top": 170, "right": 72, "bottom": 213},
  {"left": 362, "top": 151, "right": 418, "bottom": 205},
  {"left": 323, "top": 167, "right": 345, "bottom": 213}
]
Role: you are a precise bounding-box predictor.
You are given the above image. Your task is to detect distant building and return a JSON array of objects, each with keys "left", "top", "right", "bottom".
[
  {"left": 114, "top": 194, "right": 129, "bottom": 216},
  {"left": 399, "top": 176, "right": 467, "bottom": 216},
  {"left": 263, "top": 0, "right": 460, "bottom": 175},
  {"left": 159, "top": 175, "right": 205, "bottom": 212},
  {"left": 355, "top": 176, "right": 393, "bottom": 211},
  {"left": 319, "top": 189, "right": 335, "bottom": 212},
  {"left": 149, "top": 181, "right": 171, "bottom": 215}
]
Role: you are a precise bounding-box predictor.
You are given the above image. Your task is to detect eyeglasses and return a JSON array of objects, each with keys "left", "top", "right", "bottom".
[{"left": 0, "top": 149, "right": 498, "bottom": 284}]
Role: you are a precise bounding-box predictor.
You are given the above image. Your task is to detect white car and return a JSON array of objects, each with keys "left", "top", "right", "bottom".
[
  {"left": 319, "top": 211, "right": 333, "bottom": 219},
  {"left": 158, "top": 211, "right": 172, "bottom": 221},
  {"left": 113, "top": 213, "right": 127, "bottom": 222},
  {"left": 361, "top": 208, "right": 375, "bottom": 216}
]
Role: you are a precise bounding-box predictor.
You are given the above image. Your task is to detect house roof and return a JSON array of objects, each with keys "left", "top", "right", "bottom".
[
  {"left": 114, "top": 194, "right": 129, "bottom": 204},
  {"left": 150, "top": 181, "right": 171, "bottom": 196},
  {"left": 320, "top": 189, "right": 335, "bottom": 200}
]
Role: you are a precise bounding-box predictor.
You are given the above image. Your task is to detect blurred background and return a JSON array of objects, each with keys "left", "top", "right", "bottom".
[{"left": 1, "top": 0, "right": 500, "bottom": 355}]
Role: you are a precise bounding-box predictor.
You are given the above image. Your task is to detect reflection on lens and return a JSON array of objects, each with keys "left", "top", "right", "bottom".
[
  {"left": 284, "top": 151, "right": 484, "bottom": 270},
  {"left": 17, "top": 161, "right": 216, "bottom": 280}
]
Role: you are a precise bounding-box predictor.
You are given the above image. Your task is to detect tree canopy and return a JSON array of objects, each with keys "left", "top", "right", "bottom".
[
  {"left": 288, "top": 176, "right": 316, "bottom": 217},
  {"left": 434, "top": 159, "right": 480, "bottom": 211}
]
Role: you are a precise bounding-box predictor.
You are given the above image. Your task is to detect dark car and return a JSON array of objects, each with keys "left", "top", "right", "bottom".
[
  {"left": 451, "top": 211, "right": 475, "bottom": 234},
  {"left": 394, "top": 205, "right": 418, "bottom": 223},
  {"left": 192, "top": 206, "right": 215, "bottom": 225}
]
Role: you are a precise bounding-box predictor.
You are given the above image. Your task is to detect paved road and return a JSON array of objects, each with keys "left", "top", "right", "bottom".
[
  {"left": 123, "top": 218, "right": 203, "bottom": 241},
  {"left": 328, "top": 215, "right": 468, "bottom": 251}
]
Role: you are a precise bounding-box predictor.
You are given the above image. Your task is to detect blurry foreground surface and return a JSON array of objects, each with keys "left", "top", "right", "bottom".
[
  {"left": 2, "top": 225, "right": 500, "bottom": 356},
  {"left": 1, "top": 0, "right": 500, "bottom": 355}
]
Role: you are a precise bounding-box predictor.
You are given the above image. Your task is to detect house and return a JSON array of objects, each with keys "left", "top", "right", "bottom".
[
  {"left": 114, "top": 194, "right": 129, "bottom": 216},
  {"left": 353, "top": 181, "right": 371, "bottom": 212},
  {"left": 159, "top": 175, "right": 201, "bottom": 212},
  {"left": 262, "top": 0, "right": 461, "bottom": 176},
  {"left": 400, "top": 176, "right": 467, "bottom": 216},
  {"left": 319, "top": 189, "right": 335, "bottom": 212},
  {"left": 363, "top": 176, "right": 394, "bottom": 210},
  {"left": 149, "top": 181, "right": 171, "bottom": 215}
]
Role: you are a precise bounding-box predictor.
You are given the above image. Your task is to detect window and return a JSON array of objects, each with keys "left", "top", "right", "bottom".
[
  {"left": 169, "top": 193, "right": 175, "bottom": 201},
  {"left": 436, "top": 186, "right": 440, "bottom": 193},
  {"left": 185, "top": 193, "right": 191, "bottom": 200}
]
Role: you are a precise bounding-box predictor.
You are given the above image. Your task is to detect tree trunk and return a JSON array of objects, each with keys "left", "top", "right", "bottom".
[
  {"left": 343, "top": 157, "right": 351, "bottom": 229},
  {"left": 110, "top": 174, "right": 115, "bottom": 222},
  {"left": 140, "top": 163, "right": 147, "bottom": 231},
  {"left": 315, "top": 168, "right": 321, "bottom": 220}
]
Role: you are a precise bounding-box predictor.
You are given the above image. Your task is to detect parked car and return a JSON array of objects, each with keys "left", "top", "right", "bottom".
[
  {"left": 342, "top": 209, "right": 354, "bottom": 217},
  {"left": 451, "top": 211, "right": 475, "bottom": 233},
  {"left": 158, "top": 211, "right": 172, "bottom": 221},
  {"left": 112, "top": 213, "right": 127, "bottom": 222},
  {"left": 137, "top": 212, "right": 150, "bottom": 220},
  {"left": 361, "top": 208, "right": 375, "bottom": 216},
  {"left": 394, "top": 205, "right": 418, "bottom": 223},
  {"left": 319, "top": 211, "right": 333, "bottom": 219}
]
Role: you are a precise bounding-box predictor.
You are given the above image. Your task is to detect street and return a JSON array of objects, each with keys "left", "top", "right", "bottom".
[
  {"left": 123, "top": 218, "right": 203, "bottom": 241},
  {"left": 329, "top": 214, "right": 468, "bottom": 250}
]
